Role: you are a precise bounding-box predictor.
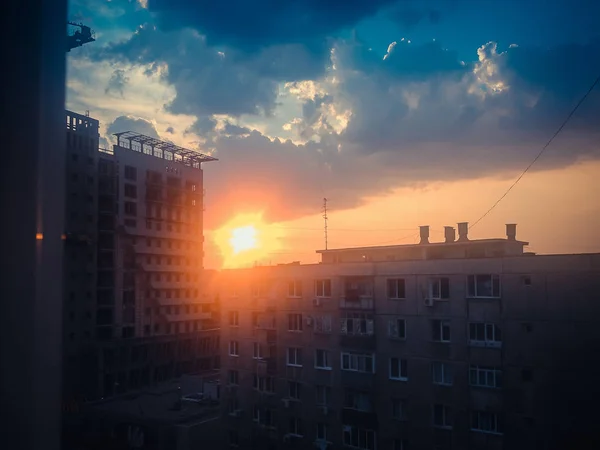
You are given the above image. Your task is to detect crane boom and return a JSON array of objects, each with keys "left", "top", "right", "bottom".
[{"left": 67, "top": 22, "right": 95, "bottom": 52}]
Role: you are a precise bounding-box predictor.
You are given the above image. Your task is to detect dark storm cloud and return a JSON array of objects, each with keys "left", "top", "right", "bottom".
[{"left": 147, "top": 0, "right": 396, "bottom": 51}]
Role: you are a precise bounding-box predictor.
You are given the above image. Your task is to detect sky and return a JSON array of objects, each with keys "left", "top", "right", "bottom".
[{"left": 66, "top": 0, "right": 600, "bottom": 268}]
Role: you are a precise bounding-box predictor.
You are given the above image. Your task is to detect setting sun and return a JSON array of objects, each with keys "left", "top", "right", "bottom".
[
  {"left": 229, "top": 225, "right": 259, "bottom": 254},
  {"left": 212, "top": 213, "right": 286, "bottom": 268}
]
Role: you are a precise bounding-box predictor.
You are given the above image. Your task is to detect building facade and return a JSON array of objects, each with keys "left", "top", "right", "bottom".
[
  {"left": 215, "top": 224, "right": 600, "bottom": 450},
  {"left": 62, "top": 112, "right": 221, "bottom": 412}
]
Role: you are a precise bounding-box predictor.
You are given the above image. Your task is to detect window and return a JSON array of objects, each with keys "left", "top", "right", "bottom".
[
  {"left": 469, "top": 365, "right": 502, "bottom": 388},
  {"left": 287, "top": 347, "right": 303, "bottom": 366},
  {"left": 228, "top": 397, "right": 239, "bottom": 415},
  {"left": 471, "top": 411, "right": 503, "bottom": 434},
  {"left": 388, "top": 318, "right": 406, "bottom": 339},
  {"left": 344, "top": 390, "right": 373, "bottom": 412},
  {"left": 315, "top": 385, "right": 330, "bottom": 406},
  {"left": 228, "top": 370, "right": 239, "bottom": 385},
  {"left": 316, "top": 423, "right": 328, "bottom": 441},
  {"left": 315, "top": 349, "right": 332, "bottom": 369},
  {"left": 229, "top": 311, "right": 239, "bottom": 326},
  {"left": 124, "top": 201, "right": 137, "bottom": 216},
  {"left": 342, "top": 352, "right": 375, "bottom": 373},
  {"left": 315, "top": 279, "right": 331, "bottom": 297},
  {"left": 289, "top": 417, "right": 303, "bottom": 436},
  {"left": 253, "top": 375, "right": 275, "bottom": 393},
  {"left": 229, "top": 341, "right": 239, "bottom": 356},
  {"left": 389, "top": 357, "right": 408, "bottom": 381},
  {"left": 392, "top": 398, "right": 407, "bottom": 420},
  {"left": 124, "top": 165, "right": 137, "bottom": 181},
  {"left": 394, "top": 439, "right": 409, "bottom": 450},
  {"left": 432, "top": 362, "right": 453, "bottom": 386},
  {"left": 253, "top": 342, "right": 263, "bottom": 359},
  {"left": 288, "top": 313, "right": 303, "bottom": 331},
  {"left": 433, "top": 404, "right": 452, "bottom": 428},
  {"left": 124, "top": 183, "right": 137, "bottom": 198},
  {"left": 314, "top": 315, "right": 332, "bottom": 333},
  {"left": 124, "top": 218, "right": 136, "bottom": 228},
  {"left": 342, "top": 425, "right": 376, "bottom": 450},
  {"left": 387, "top": 278, "right": 406, "bottom": 299},
  {"left": 467, "top": 274, "right": 501, "bottom": 298},
  {"left": 432, "top": 320, "right": 451, "bottom": 342},
  {"left": 288, "top": 280, "right": 302, "bottom": 297},
  {"left": 229, "top": 430, "right": 239, "bottom": 447},
  {"left": 469, "top": 322, "right": 502, "bottom": 347},
  {"left": 427, "top": 277, "right": 450, "bottom": 300},
  {"left": 340, "top": 313, "right": 374, "bottom": 335},
  {"left": 288, "top": 381, "right": 301, "bottom": 400}
]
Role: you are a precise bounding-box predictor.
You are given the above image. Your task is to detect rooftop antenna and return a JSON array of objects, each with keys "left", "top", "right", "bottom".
[{"left": 322, "top": 198, "right": 328, "bottom": 250}]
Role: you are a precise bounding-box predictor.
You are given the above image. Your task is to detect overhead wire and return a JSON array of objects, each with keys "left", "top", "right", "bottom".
[{"left": 469, "top": 73, "right": 600, "bottom": 230}]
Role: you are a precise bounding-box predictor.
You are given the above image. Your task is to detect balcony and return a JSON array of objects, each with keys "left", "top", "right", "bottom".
[{"left": 339, "top": 296, "right": 374, "bottom": 310}]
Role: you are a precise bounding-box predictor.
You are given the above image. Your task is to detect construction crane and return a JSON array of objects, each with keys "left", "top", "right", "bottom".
[{"left": 67, "top": 22, "right": 95, "bottom": 52}]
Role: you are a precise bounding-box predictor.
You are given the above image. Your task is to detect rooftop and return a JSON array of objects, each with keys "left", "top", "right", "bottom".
[
  {"left": 85, "top": 375, "right": 220, "bottom": 426},
  {"left": 114, "top": 131, "right": 218, "bottom": 169}
]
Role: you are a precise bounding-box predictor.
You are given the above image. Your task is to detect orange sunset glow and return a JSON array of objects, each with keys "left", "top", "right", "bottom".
[{"left": 212, "top": 213, "right": 286, "bottom": 268}]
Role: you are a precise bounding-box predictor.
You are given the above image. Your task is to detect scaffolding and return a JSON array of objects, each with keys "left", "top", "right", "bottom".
[{"left": 113, "top": 132, "right": 218, "bottom": 170}]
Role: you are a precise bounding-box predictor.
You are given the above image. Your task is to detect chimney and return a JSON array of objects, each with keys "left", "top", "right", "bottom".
[
  {"left": 506, "top": 223, "right": 517, "bottom": 240},
  {"left": 419, "top": 225, "right": 430, "bottom": 244},
  {"left": 444, "top": 226, "right": 456, "bottom": 243},
  {"left": 457, "top": 222, "right": 469, "bottom": 241}
]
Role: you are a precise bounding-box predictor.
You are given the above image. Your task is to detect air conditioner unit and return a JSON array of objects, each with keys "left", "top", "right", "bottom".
[
  {"left": 424, "top": 297, "right": 434, "bottom": 307},
  {"left": 313, "top": 298, "right": 321, "bottom": 307}
]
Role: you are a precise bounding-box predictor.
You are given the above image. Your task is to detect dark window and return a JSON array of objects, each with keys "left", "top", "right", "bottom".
[
  {"left": 387, "top": 278, "right": 406, "bottom": 299},
  {"left": 124, "top": 184, "right": 137, "bottom": 198},
  {"left": 124, "top": 201, "right": 137, "bottom": 216},
  {"left": 124, "top": 165, "right": 137, "bottom": 181},
  {"left": 521, "top": 368, "right": 533, "bottom": 382}
]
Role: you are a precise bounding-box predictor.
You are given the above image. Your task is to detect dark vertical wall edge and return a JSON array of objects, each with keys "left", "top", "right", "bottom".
[{"left": 0, "top": 1, "right": 67, "bottom": 449}]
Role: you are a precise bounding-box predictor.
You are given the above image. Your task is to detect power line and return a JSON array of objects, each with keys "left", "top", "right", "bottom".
[{"left": 469, "top": 73, "right": 600, "bottom": 230}]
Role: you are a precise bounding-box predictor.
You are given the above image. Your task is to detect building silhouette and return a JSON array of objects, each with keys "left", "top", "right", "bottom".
[{"left": 215, "top": 224, "right": 600, "bottom": 450}]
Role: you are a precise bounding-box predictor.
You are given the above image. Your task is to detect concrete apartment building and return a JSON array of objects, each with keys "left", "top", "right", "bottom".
[
  {"left": 62, "top": 111, "right": 220, "bottom": 416},
  {"left": 215, "top": 224, "right": 600, "bottom": 450}
]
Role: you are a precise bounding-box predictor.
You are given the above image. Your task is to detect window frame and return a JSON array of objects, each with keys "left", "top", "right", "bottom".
[
  {"left": 468, "top": 322, "right": 502, "bottom": 348},
  {"left": 229, "top": 311, "right": 239, "bottom": 327},
  {"left": 432, "top": 361, "right": 454, "bottom": 386},
  {"left": 433, "top": 404, "right": 453, "bottom": 429},
  {"left": 432, "top": 319, "right": 451, "bottom": 343},
  {"left": 387, "top": 278, "right": 406, "bottom": 299},
  {"left": 288, "top": 381, "right": 301, "bottom": 401},
  {"left": 315, "top": 279, "right": 332, "bottom": 297},
  {"left": 388, "top": 318, "right": 406, "bottom": 340},
  {"left": 342, "top": 425, "right": 376, "bottom": 450},
  {"left": 253, "top": 342, "right": 263, "bottom": 359},
  {"left": 428, "top": 276, "right": 450, "bottom": 300},
  {"left": 341, "top": 352, "right": 375, "bottom": 373},
  {"left": 315, "top": 349, "right": 332, "bottom": 370},
  {"left": 228, "top": 340, "right": 239, "bottom": 357},
  {"left": 288, "top": 280, "right": 303, "bottom": 298},
  {"left": 469, "top": 365, "right": 502, "bottom": 389},
  {"left": 287, "top": 347, "right": 303, "bottom": 367},
  {"left": 471, "top": 411, "right": 503, "bottom": 435},
  {"left": 287, "top": 313, "right": 303, "bottom": 332},
  {"left": 389, "top": 357, "right": 408, "bottom": 381},
  {"left": 467, "top": 274, "right": 501, "bottom": 298},
  {"left": 391, "top": 398, "right": 407, "bottom": 421}
]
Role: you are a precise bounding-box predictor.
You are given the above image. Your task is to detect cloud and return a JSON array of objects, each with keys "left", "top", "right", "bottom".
[
  {"left": 147, "top": 0, "right": 395, "bottom": 51},
  {"left": 95, "top": 25, "right": 329, "bottom": 118},
  {"left": 106, "top": 115, "right": 160, "bottom": 139},
  {"left": 79, "top": 25, "right": 600, "bottom": 229},
  {"left": 104, "top": 68, "right": 130, "bottom": 97}
]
